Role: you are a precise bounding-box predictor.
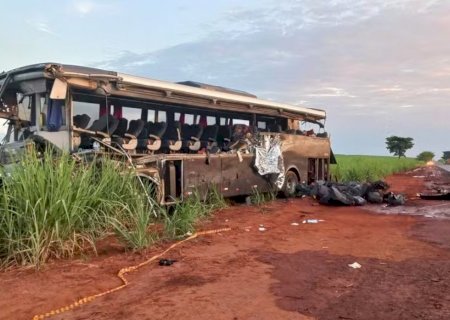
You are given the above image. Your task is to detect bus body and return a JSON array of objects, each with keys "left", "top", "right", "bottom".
[{"left": 0, "top": 63, "right": 333, "bottom": 204}]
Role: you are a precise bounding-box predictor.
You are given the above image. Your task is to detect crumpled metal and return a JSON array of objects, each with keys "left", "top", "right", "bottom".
[{"left": 254, "top": 134, "right": 285, "bottom": 189}]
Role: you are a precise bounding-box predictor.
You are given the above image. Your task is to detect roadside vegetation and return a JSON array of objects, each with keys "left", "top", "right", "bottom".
[
  {"left": 331, "top": 155, "right": 422, "bottom": 182},
  {"left": 248, "top": 186, "right": 277, "bottom": 206},
  {"left": 0, "top": 150, "right": 226, "bottom": 269},
  {"left": 416, "top": 151, "right": 435, "bottom": 162}
]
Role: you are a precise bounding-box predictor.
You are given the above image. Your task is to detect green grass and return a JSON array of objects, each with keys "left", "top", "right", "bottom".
[
  {"left": 162, "top": 188, "right": 227, "bottom": 239},
  {"left": 0, "top": 149, "right": 157, "bottom": 269},
  {"left": 331, "top": 155, "right": 422, "bottom": 182},
  {"left": 249, "top": 186, "right": 277, "bottom": 206}
]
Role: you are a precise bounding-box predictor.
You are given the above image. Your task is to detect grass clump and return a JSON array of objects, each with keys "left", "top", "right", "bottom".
[
  {"left": 248, "top": 186, "right": 277, "bottom": 206},
  {"left": 0, "top": 149, "right": 156, "bottom": 269},
  {"left": 162, "top": 187, "right": 227, "bottom": 239},
  {"left": 331, "top": 155, "right": 422, "bottom": 182}
]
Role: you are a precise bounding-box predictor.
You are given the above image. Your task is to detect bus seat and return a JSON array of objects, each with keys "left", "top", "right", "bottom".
[
  {"left": 112, "top": 118, "right": 128, "bottom": 138},
  {"left": 97, "top": 115, "right": 120, "bottom": 137},
  {"left": 111, "top": 118, "right": 129, "bottom": 147},
  {"left": 182, "top": 124, "right": 203, "bottom": 152},
  {"left": 121, "top": 119, "right": 145, "bottom": 150},
  {"left": 200, "top": 124, "right": 219, "bottom": 150},
  {"left": 79, "top": 115, "right": 118, "bottom": 148},
  {"left": 217, "top": 125, "right": 232, "bottom": 151},
  {"left": 268, "top": 123, "right": 282, "bottom": 133},
  {"left": 136, "top": 127, "right": 149, "bottom": 152},
  {"left": 162, "top": 121, "right": 182, "bottom": 152},
  {"left": 147, "top": 121, "right": 167, "bottom": 152},
  {"left": 73, "top": 114, "right": 91, "bottom": 129}
]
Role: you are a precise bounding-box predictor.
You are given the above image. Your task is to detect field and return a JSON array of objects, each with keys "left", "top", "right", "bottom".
[{"left": 331, "top": 154, "right": 422, "bottom": 182}]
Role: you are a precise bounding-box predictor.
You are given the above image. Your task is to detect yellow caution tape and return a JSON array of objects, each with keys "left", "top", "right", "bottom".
[{"left": 32, "top": 228, "right": 231, "bottom": 320}]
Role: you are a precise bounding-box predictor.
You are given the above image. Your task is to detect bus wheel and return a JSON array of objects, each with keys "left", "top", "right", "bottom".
[{"left": 282, "top": 170, "right": 299, "bottom": 198}]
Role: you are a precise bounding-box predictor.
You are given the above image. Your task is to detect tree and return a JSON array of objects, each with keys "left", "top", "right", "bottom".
[
  {"left": 385, "top": 136, "right": 414, "bottom": 158},
  {"left": 442, "top": 151, "right": 450, "bottom": 162},
  {"left": 416, "top": 151, "right": 434, "bottom": 162}
]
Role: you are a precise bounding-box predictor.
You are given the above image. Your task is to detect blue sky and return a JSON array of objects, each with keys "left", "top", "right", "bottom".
[{"left": 1, "top": 0, "right": 449, "bottom": 157}]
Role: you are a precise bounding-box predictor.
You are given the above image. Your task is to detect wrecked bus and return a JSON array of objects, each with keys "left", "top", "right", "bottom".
[{"left": 0, "top": 63, "right": 333, "bottom": 204}]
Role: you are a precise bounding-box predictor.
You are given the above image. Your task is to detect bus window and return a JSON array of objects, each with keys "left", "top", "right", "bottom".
[
  {"left": 184, "top": 113, "right": 194, "bottom": 125},
  {"left": 122, "top": 106, "right": 141, "bottom": 120},
  {"left": 207, "top": 116, "right": 216, "bottom": 125},
  {"left": 17, "top": 94, "right": 32, "bottom": 124},
  {"left": 232, "top": 119, "right": 249, "bottom": 126},
  {"left": 73, "top": 101, "right": 98, "bottom": 127},
  {"left": 220, "top": 117, "right": 227, "bottom": 125},
  {"left": 157, "top": 110, "right": 167, "bottom": 122},
  {"left": 147, "top": 109, "right": 155, "bottom": 122},
  {"left": 257, "top": 121, "right": 266, "bottom": 130}
]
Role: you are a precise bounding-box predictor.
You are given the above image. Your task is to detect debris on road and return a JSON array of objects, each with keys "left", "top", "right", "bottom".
[
  {"left": 258, "top": 224, "right": 266, "bottom": 231},
  {"left": 291, "top": 222, "right": 300, "bottom": 226},
  {"left": 348, "top": 262, "right": 362, "bottom": 269},
  {"left": 159, "top": 259, "right": 177, "bottom": 266},
  {"left": 420, "top": 192, "right": 450, "bottom": 200},
  {"left": 302, "top": 219, "right": 323, "bottom": 224},
  {"left": 296, "top": 180, "right": 405, "bottom": 207}
]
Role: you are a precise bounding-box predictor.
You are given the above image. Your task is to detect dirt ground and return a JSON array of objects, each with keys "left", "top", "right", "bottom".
[{"left": 1, "top": 166, "right": 450, "bottom": 320}]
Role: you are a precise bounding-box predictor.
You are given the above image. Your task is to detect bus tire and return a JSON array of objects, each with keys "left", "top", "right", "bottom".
[{"left": 282, "top": 170, "right": 299, "bottom": 198}]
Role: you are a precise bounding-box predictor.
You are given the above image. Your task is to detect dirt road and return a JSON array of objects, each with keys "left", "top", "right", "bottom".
[{"left": 1, "top": 166, "right": 449, "bottom": 320}]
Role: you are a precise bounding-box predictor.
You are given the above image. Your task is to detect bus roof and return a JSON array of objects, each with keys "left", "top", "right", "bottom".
[{"left": 0, "top": 63, "right": 326, "bottom": 120}]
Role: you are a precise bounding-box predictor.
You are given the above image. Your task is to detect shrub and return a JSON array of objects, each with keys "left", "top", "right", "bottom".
[
  {"left": 0, "top": 149, "right": 156, "bottom": 268},
  {"left": 416, "top": 151, "right": 434, "bottom": 162}
]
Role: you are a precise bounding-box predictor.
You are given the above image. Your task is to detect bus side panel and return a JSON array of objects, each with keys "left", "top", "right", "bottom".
[
  {"left": 220, "top": 154, "right": 270, "bottom": 197},
  {"left": 279, "top": 134, "right": 331, "bottom": 181},
  {"left": 183, "top": 155, "right": 222, "bottom": 198}
]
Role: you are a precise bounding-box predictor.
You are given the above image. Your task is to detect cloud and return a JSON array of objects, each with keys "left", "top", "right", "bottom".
[
  {"left": 70, "top": 1, "right": 118, "bottom": 16},
  {"left": 94, "top": 0, "right": 450, "bottom": 156},
  {"left": 305, "top": 87, "right": 356, "bottom": 98},
  {"left": 374, "top": 86, "right": 403, "bottom": 92},
  {"left": 26, "top": 20, "right": 57, "bottom": 36},
  {"left": 73, "top": 1, "right": 95, "bottom": 15}
]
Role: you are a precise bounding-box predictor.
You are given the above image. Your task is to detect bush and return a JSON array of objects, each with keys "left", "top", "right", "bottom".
[
  {"left": 162, "top": 188, "right": 227, "bottom": 239},
  {"left": 0, "top": 149, "right": 156, "bottom": 268},
  {"left": 416, "top": 151, "right": 434, "bottom": 162}
]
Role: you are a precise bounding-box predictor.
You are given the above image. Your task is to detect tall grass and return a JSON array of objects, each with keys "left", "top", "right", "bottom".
[
  {"left": 331, "top": 155, "right": 422, "bottom": 182},
  {"left": 0, "top": 149, "right": 156, "bottom": 268},
  {"left": 249, "top": 186, "right": 277, "bottom": 206},
  {"left": 162, "top": 187, "right": 227, "bottom": 239}
]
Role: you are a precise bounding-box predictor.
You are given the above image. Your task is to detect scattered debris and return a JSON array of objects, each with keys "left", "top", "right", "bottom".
[
  {"left": 258, "top": 224, "right": 266, "bottom": 231},
  {"left": 296, "top": 180, "right": 405, "bottom": 207},
  {"left": 420, "top": 191, "right": 450, "bottom": 200},
  {"left": 159, "top": 259, "right": 177, "bottom": 266},
  {"left": 302, "top": 219, "right": 324, "bottom": 224},
  {"left": 291, "top": 222, "right": 300, "bottom": 226},
  {"left": 348, "top": 262, "right": 362, "bottom": 269}
]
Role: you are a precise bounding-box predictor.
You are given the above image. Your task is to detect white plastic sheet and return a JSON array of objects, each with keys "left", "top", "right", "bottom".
[{"left": 254, "top": 135, "right": 285, "bottom": 189}]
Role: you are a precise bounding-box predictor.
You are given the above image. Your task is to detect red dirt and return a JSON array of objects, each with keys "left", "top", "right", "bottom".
[{"left": 1, "top": 166, "right": 450, "bottom": 320}]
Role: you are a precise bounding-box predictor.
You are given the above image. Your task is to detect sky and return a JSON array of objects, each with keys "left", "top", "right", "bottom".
[{"left": 1, "top": 0, "right": 449, "bottom": 157}]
